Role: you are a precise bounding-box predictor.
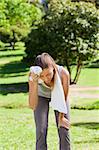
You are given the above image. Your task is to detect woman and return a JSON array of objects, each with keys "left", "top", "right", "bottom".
[{"left": 28, "top": 53, "right": 71, "bottom": 150}]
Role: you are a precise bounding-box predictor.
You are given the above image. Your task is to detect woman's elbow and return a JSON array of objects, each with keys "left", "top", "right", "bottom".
[
  {"left": 28, "top": 98, "right": 37, "bottom": 110},
  {"left": 28, "top": 100, "right": 33, "bottom": 108},
  {"left": 28, "top": 102, "right": 36, "bottom": 110}
]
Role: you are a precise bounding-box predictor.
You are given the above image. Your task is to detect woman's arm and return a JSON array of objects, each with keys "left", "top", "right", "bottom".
[
  {"left": 59, "top": 67, "right": 70, "bottom": 129},
  {"left": 61, "top": 67, "right": 70, "bottom": 100},
  {"left": 28, "top": 72, "right": 38, "bottom": 110}
]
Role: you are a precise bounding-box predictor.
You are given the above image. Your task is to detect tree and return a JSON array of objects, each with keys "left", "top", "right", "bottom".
[
  {"left": 71, "top": 0, "right": 99, "bottom": 8},
  {"left": 0, "top": 0, "right": 42, "bottom": 50},
  {"left": 25, "top": 0, "right": 99, "bottom": 84}
]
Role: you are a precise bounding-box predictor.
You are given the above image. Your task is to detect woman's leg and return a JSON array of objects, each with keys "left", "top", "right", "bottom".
[
  {"left": 34, "top": 96, "right": 50, "bottom": 150},
  {"left": 54, "top": 101, "right": 71, "bottom": 150}
]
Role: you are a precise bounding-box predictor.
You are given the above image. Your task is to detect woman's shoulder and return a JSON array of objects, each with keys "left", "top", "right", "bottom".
[
  {"left": 57, "top": 64, "right": 69, "bottom": 76},
  {"left": 62, "top": 67, "right": 69, "bottom": 76},
  {"left": 60, "top": 67, "right": 70, "bottom": 83}
]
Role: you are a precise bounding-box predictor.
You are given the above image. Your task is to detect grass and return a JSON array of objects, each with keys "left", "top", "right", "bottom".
[
  {"left": 71, "top": 67, "right": 99, "bottom": 86},
  {"left": 0, "top": 48, "right": 99, "bottom": 149},
  {"left": 71, "top": 98, "right": 99, "bottom": 110},
  {"left": 0, "top": 93, "right": 28, "bottom": 109},
  {"left": 0, "top": 49, "right": 99, "bottom": 86},
  {"left": 0, "top": 93, "right": 99, "bottom": 110},
  {"left": 77, "top": 68, "right": 99, "bottom": 86},
  {"left": 0, "top": 108, "right": 99, "bottom": 150}
]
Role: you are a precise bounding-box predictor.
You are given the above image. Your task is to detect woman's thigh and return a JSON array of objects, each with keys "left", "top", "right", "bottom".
[{"left": 34, "top": 96, "right": 50, "bottom": 131}]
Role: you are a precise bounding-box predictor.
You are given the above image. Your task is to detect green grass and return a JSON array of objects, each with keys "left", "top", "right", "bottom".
[
  {"left": 71, "top": 98, "right": 99, "bottom": 110},
  {"left": 0, "top": 93, "right": 28, "bottom": 109},
  {"left": 77, "top": 68, "right": 99, "bottom": 86},
  {"left": 71, "top": 109, "right": 99, "bottom": 150},
  {"left": 0, "top": 108, "right": 99, "bottom": 150},
  {"left": 0, "top": 49, "right": 99, "bottom": 86},
  {"left": 0, "top": 93, "right": 99, "bottom": 110},
  {"left": 71, "top": 67, "right": 99, "bottom": 86},
  {"left": 0, "top": 48, "right": 99, "bottom": 149}
]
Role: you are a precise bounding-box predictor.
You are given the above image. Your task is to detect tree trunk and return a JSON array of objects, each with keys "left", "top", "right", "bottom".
[{"left": 72, "top": 57, "right": 82, "bottom": 84}]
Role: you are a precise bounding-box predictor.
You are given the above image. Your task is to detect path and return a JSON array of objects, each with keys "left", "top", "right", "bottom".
[{"left": 69, "top": 85, "right": 99, "bottom": 99}]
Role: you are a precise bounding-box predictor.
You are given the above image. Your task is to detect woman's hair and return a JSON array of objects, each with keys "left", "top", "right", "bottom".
[
  {"left": 34, "top": 53, "right": 56, "bottom": 70},
  {"left": 34, "top": 53, "right": 57, "bottom": 87}
]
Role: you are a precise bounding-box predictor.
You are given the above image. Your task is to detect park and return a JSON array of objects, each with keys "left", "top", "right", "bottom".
[{"left": 0, "top": 0, "right": 99, "bottom": 149}]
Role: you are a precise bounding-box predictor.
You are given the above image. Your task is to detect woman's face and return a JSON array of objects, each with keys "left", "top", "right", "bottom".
[{"left": 40, "top": 67, "right": 54, "bottom": 86}]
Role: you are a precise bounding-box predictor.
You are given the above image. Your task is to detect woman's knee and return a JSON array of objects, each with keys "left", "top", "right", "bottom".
[{"left": 36, "top": 126, "right": 48, "bottom": 139}]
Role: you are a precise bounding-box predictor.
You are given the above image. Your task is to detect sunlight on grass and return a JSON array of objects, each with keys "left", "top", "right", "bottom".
[
  {"left": 0, "top": 93, "right": 28, "bottom": 108},
  {"left": 77, "top": 68, "right": 99, "bottom": 86},
  {"left": 71, "top": 66, "right": 99, "bottom": 86}
]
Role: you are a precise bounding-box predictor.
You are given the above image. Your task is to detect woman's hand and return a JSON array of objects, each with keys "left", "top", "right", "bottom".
[
  {"left": 29, "top": 72, "right": 39, "bottom": 82},
  {"left": 58, "top": 116, "right": 70, "bottom": 130}
]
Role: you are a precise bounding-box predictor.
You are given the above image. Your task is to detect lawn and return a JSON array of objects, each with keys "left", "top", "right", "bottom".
[
  {"left": 0, "top": 48, "right": 99, "bottom": 150},
  {"left": 71, "top": 66, "right": 99, "bottom": 86},
  {"left": 0, "top": 108, "right": 99, "bottom": 150}
]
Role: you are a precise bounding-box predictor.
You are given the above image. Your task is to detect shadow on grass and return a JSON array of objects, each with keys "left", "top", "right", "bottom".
[
  {"left": 1, "top": 73, "right": 27, "bottom": 78},
  {"left": 0, "top": 61, "right": 29, "bottom": 77},
  {"left": 71, "top": 102, "right": 99, "bottom": 110},
  {"left": 0, "top": 105, "right": 28, "bottom": 109},
  {"left": 75, "top": 138, "right": 99, "bottom": 144},
  {"left": 0, "top": 72, "right": 28, "bottom": 80},
  {"left": 72, "top": 122, "right": 99, "bottom": 130},
  {"left": 86, "top": 62, "right": 99, "bottom": 68},
  {"left": 0, "top": 53, "right": 23, "bottom": 59},
  {"left": 0, "top": 82, "right": 28, "bottom": 95},
  {"left": 86, "top": 65, "right": 99, "bottom": 68}
]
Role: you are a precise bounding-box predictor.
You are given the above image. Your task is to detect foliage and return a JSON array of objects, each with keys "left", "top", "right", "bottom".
[
  {"left": 25, "top": 0, "right": 99, "bottom": 83},
  {"left": 71, "top": 0, "right": 99, "bottom": 9},
  {"left": 0, "top": 0, "right": 42, "bottom": 49}
]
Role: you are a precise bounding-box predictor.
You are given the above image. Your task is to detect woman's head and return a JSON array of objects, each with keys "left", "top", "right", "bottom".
[{"left": 34, "top": 53, "right": 56, "bottom": 85}]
